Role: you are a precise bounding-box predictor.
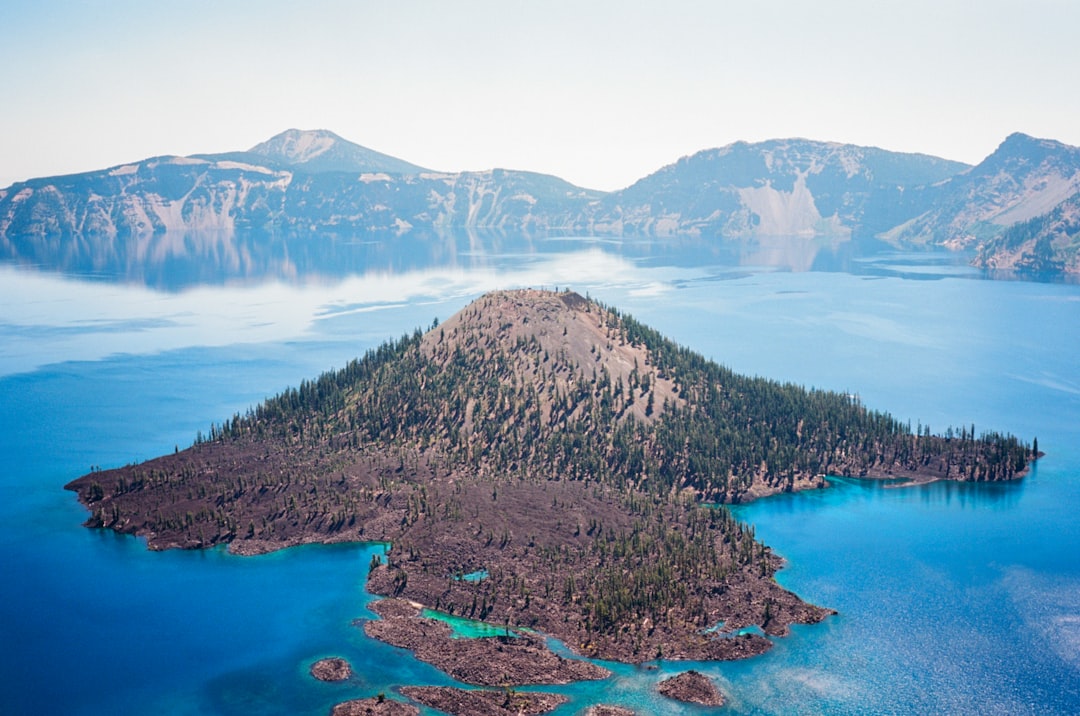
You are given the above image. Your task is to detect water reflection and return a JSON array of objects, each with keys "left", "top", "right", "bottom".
[
  {"left": 0, "top": 247, "right": 673, "bottom": 376},
  {"left": 836, "top": 474, "right": 1029, "bottom": 512},
  {"left": 915, "top": 473, "right": 1028, "bottom": 511},
  {"left": 0, "top": 232, "right": 976, "bottom": 377},
  {"left": 731, "top": 472, "right": 1029, "bottom": 521},
  {"left": 0, "top": 228, "right": 982, "bottom": 291}
]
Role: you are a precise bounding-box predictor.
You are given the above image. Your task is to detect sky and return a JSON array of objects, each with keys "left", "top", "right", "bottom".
[{"left": 2, "top": 0, "right": 1079, "bottom": 192}]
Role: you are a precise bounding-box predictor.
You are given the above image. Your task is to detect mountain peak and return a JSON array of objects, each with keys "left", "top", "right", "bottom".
[
  {"left": 249, "top": 128, "right": 344, "bottom": 164},
  {"left": 961, "top": 132, "right": 1080, "bottom": 189},
  {"left": 247, "top": 128, "right": 430, "bottom": 175},
  {"left": 1002, "top": 131, "right": 1036, "bottom": 144},
  {"left": 991, "top": 132, "right": 1076, "bottom": 161},
  {"left": 422, "top": 289, "right": 682, "bottom": 425}
]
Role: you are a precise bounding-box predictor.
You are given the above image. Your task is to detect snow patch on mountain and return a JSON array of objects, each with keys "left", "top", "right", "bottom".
[
  {"left": 109, "top": 164, "right": 140, "bottom": 176},
  {"left": 214, "top": 160, "right": 279, "bottom": 175},
  {"left": 421, "top": 172, "right": 458, "bottom": 182},
  {"left": 167, "top": 157, "right": 208, "bottom": 166}
]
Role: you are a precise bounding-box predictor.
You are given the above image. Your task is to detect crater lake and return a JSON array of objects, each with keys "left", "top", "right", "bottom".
[{"left": 1, "top": 233, "right": 1077, "bottom": 715}]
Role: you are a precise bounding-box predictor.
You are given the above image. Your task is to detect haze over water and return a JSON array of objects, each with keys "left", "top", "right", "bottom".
[{"left": 1, "top": 234, "right": 1077, "bottom": 714}]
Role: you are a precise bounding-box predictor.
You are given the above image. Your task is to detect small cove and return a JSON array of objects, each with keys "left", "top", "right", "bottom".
[{"left": 419, "top": 608, "right": 518, "bottom": 639}]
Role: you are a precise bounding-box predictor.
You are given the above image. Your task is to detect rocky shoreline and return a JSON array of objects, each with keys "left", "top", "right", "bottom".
[
  {"left": 362, "top": 598, "right": 610, "bottom": 686},
  {"left": 330, "top": 697, "right": 418, "bottom": 716},
  {"left": 399, "top": 686, "right": 568, "bottom": 716}
]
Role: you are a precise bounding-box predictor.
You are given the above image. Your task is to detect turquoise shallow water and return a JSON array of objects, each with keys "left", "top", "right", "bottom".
[
  {"left": 1, "top": 241, "right": 1077, "bottom": 714},
  {"left": 420, "top": 609, "right": 516, "bottom": 639}
]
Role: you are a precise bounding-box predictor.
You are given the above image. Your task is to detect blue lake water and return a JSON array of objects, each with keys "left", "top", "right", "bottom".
[{"left": 1, "top": 236, "right": 1078, "bottom": 714}]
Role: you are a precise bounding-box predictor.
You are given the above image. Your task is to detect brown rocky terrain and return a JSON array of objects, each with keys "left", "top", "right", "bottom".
[
  {"left": 399, "top": 686, "right": 567, "bottom": 716},
  {"left": 362, "top": 598, "right": 608, "bottom": 685},
  {"left": 657, "top": 669, "right": 725, "bottom": 706},
  {"left": 331, "top": 697, "right": 418, "bottom": 716},
  {"left": 310, "top": 657, "right": 353, "bottom": 682}
]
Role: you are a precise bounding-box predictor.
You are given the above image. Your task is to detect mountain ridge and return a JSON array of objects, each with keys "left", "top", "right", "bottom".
[
  {"left": 3, "top": 130, "right": 1079, "bottom": 275},
  {"left": 589, "top": 138, "right": 969, "bottom": 239}
]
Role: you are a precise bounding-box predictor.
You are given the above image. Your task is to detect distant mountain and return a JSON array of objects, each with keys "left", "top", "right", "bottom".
[
  {"left": 244, "top": 128, "right": 431, "bottom": 174},
  {"left": 883, "top": 133, "right": 1080, "bottom": 273},
  {"left": 585, "top": 139, "right": 968, "bottom": 238},
  {"left": 2, "top": 129, "right": 1079, "bottom": 277},
  {"left": 0, "top": 132, "right": 599, "bottom": 274}
]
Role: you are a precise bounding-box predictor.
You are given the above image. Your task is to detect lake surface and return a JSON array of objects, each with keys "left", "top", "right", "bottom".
[{"left": 1, "top": 234, "right": 1077, "bottom": 714}]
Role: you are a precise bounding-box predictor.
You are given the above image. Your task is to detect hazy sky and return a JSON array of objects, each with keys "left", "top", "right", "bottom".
[{"left": 2, "top": 0, "right": 1078, "bottom": 191}]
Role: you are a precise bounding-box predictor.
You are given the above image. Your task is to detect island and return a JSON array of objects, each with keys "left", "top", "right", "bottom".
[
  {"left": 657, "top": 670, "right": 725, "bottom": 706},
  {"left": 66, "top": 289, "right": 1036, "bottom": 688},
  {"left": 310, "top": 657, "right": 353, "bottom": 682}
]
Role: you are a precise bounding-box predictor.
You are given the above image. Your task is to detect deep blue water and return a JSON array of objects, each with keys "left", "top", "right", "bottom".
[{"left": 1, "top": 239, "right": 1077, "bottom": 714}]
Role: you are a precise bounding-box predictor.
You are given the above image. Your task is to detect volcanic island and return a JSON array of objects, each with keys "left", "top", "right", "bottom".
[{"left": 67, "top": 289, "right": 1037, "bottom": 713}]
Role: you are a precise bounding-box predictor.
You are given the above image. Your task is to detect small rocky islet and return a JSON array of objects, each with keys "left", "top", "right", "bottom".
[
  {"left": 310, "top": 657, "right": 353, "bottom": 682},
  {"left": 584, "top": 706, "right": 637, "bottom": 716},
  {"left": 657, "top": 669, "right": 725, "bottom": 706},
  {"left": 66, "top": 289, "right": 1038, "bottom": 701}
]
